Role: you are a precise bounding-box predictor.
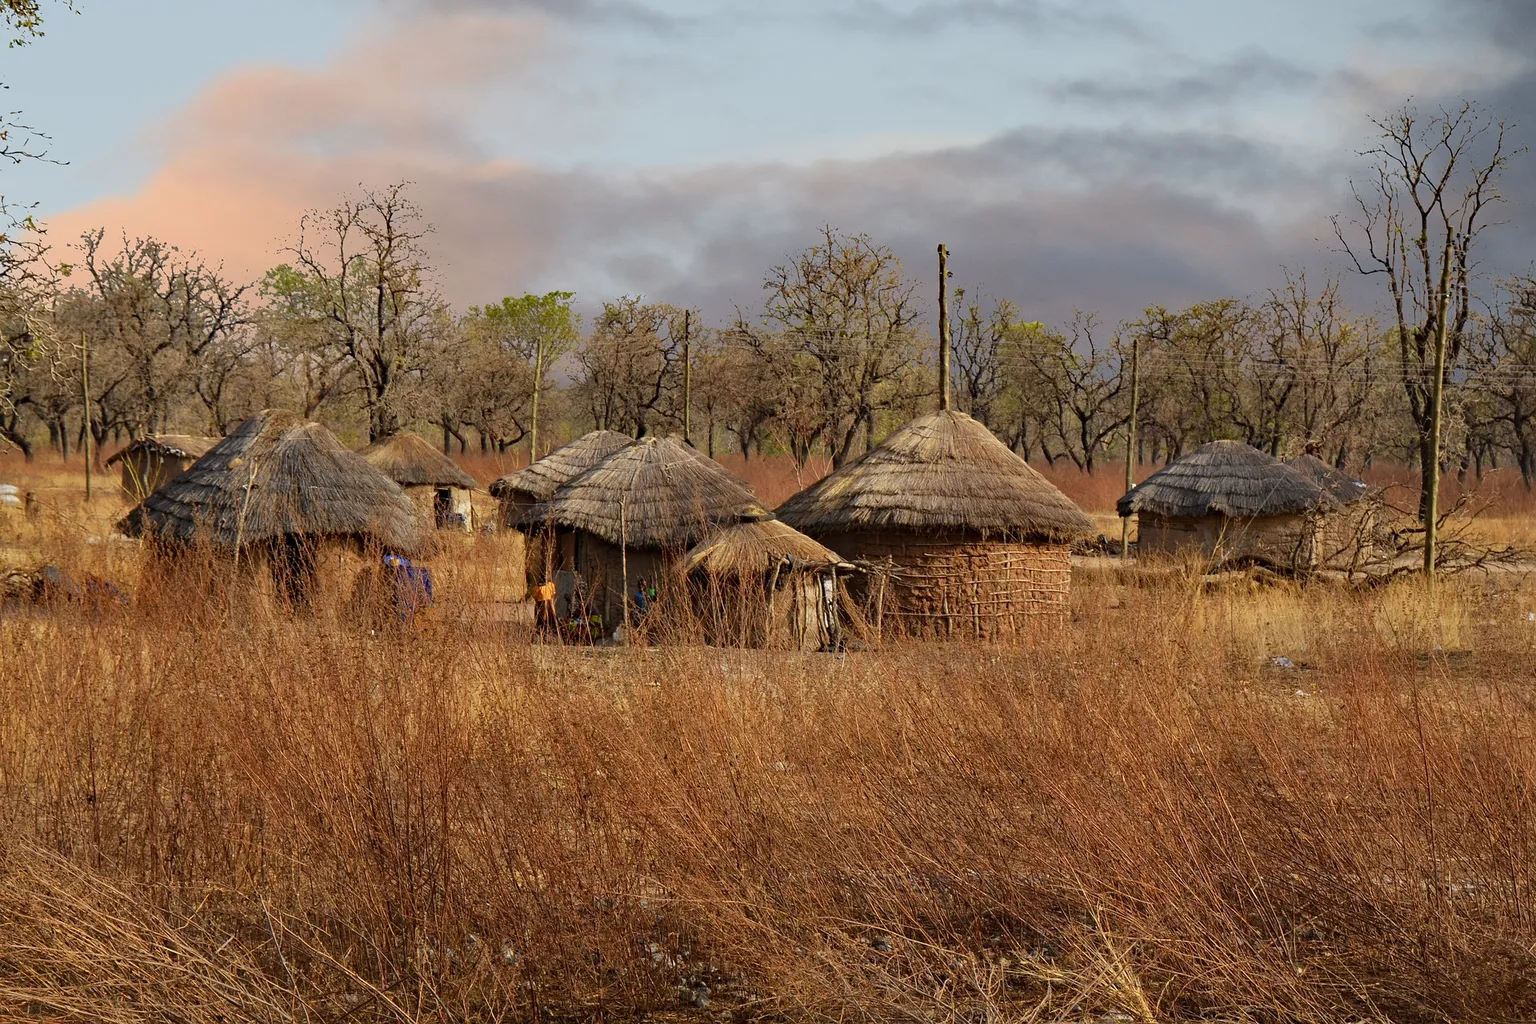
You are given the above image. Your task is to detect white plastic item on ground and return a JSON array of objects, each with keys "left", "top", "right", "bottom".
[
  {"left": 0, "top": 483, "right": 18, "bottom": 494},
  {"left": 0, "top": 493, "right": 21, "bottom": 507}
]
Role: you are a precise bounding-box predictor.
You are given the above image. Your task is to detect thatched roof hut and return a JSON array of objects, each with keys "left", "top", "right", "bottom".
[
  {"left": 360, "top": 432, "right": 478, "bottom": 490},
  {"left": 526, "top": 435, "right": 756, "bottom": 549},
  {"left": 684, "top": 506, "right": 845, "bottom": 576},
  {"left": 107, "top": 434, "right": 220, "bottom": 500},
  {"left": 1284, "top": 454, "right": 1376, "bottom": 569},
  {"left": 360, "top": 432, "right": 478, "bottom": 531},
  {"left": 522, "top": 435, "right": 757, "bottom": 628},
  {"left": 1118, "top": 440, "right": 1345, "bottom": 569},
  {"left": 490, "top": 430, "right": 633, "bottom": 504},
  {"left": 779, "top": 410, "right": 1094, "bottom": 541},
  {"left": 119, "top": 409, "right": 426, "bottom": 556},
  {"left": 684, "top": 507, "right": 849, "bottom": 651},
  {"left": 1118, "top": 440, "right": 1329, "bottom": 520},
  {"left": 489, "top": 430, "right": 633, "bottom": 531},
  {"left": 777, "top": 410, "right": 1094, "bottom": 638},
  {"left": 1284, "top": 454, "right": 1369, "bottom": 504}
]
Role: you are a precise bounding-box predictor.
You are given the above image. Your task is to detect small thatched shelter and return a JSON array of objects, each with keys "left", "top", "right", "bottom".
[
  {"left": 522, "top": 435, "right": 757, "bottom": 629},
  {"left": 1285, "top": 454, "right": 1376, "bottom": 569},
  {"left": 1119, "top": 440, "right": 1337, "bottom": 570},
  {"left": 777, "top": 410, "right": 1095, "bottom": 639},
  {"left": 489, "top": 430, "right": 633, "bottom": 528},
  {"left": 107, "top": 434, "right": 219, "bottom": 500},
  {"left": 359, "top": 432, "right": 479, "bottom": 531},
  {"left": 684, "top": 506, "right": 850, "bottom": 650},
  {"left": 119, "top": 410, "right": 427, "bottom": 603}
]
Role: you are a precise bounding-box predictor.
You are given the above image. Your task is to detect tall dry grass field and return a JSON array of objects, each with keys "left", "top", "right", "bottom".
[{"left": 3, "top": 451, "right": 1536, "bottom": 1022}]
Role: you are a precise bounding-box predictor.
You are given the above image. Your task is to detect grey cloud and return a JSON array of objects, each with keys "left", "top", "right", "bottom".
[
  {"left": 1050, "top": 51, "right": 1317, "bottom": 109},
  {"left": 827, "top": 0, "right": 1147, "bottom": 41},
  {"left": 405, "top": 125, "right": 1348, "bottom": 329},
  {"left": 381, "top": 0, "right": 694, "bottom": 32}
]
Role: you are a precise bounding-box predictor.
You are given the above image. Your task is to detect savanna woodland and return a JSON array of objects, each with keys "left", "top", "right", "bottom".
[{"left": 5, "top": 2, "right": 1536, "bottom": 1022}]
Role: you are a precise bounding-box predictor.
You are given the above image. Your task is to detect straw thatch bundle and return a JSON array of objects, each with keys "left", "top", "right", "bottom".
[
  {"left": 489, "top": 430, "right": 633, "bottom": 502},
  {"left": 1284, "top": 454, "right": 1369, "bottom": 504},
  {"left": 524, "top": 435, "right": 756, "bottom": 549},
  {"left": 1118, "top": 440, "right": 1331, "bottom": 519},
  {"left": 118, "top": 409, "right": 426, "bottom": 554},
  {"left": 685, "top": 507, "right": 845, "bottom": 576},
  {"left": 777, "top": 410, "right": 1094, "bottom": 541},
  {"left": 359, "top": 432, "right": 478, "bottom": 490},
  {"left": 105, "top": 434, "right": 218, "bottom": 466}
]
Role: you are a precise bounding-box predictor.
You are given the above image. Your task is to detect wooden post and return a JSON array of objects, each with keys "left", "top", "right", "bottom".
[
  {"left": 937, "top": 244, "right": 951, "bottom": 412},
  {"left": 682, "top": 308, "right": 692, "bottom": 444},
  {"left": 80, "top": 332, "right": 92, "bottom": 501},
  {"left": 1424, "top": 236, "right": 1455, "bottom": 581},
  {"left": 1120, "top": 336, "right": 1140, "bottom": 560}
]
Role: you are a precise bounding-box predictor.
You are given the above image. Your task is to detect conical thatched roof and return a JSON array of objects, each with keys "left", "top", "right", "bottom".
[
  {"left": 489, "top": 430, "right": 633, "bottom": 501},
  {"left": 1285, "top": 454, "right": 1369, "bottom": 504},
  {"left": 776, "top": 410, "right": 1094, "bottom": 542},
  {"left": 118, "top": 409, "right": 427, "bottom": 553},
  {"left": 523, "top": 435, "right": 757, "bottom": 549},
  {"left": 359, "top": 432, "right": 478, "bottom": 490},
  {"left": 1118, "top": 440, "right": 1331, "bottom": 519},
  {"left": 685, "top": 506, "right": 845, "bottom": 576},
  {"left": 105, "top": 434, "right": 219, "bottom": 467}
]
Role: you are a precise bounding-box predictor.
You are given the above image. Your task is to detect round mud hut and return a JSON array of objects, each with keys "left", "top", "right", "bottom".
[
  {"left": 489, "top": 430, "right": 633, "bottom": 529},
  {"left": 521, "top": 435, "right": 757, "bottom": 631},
  {"left": 684, "top": 506, "right": 850, "bottom": 651},
  {"left": 359, "top": 431, "right": 479, "bottom": 531},
  {"left": 118, "top": 409, "right": 427, "bottom": 604},
  {"left": 1118, "top": 440, "right": 1336, "bottom": 570},
  {"left": 106, "top": 434, "right": 219, "bottom": 500},
  {"left": 776, "top": 410, "right": 1095, "bottom": 639},
  {"left": 1284, "top": 453, "right": 1376, "bottom": 569}
]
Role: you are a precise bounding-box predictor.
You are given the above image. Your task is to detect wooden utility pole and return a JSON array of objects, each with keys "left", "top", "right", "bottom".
[
  {"left": 1424, "top": 236, "right": 1455, "bottom": 581},
  {"left": 682, "top": 308, "right": 692, "bottom": 444},
  {"left": 81, "top": 332, "right": 92, "bottom": 501},
  {"left": 1120, "top": 336, "right": 1141, "bottom": 560},
  {"left": 937, "top": 243, "right": 951, "bottom": 411}
]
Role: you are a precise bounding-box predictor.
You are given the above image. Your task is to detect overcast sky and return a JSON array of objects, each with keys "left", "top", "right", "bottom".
[{"left": 5, "top": 0, "right": 1534, "bottom": 327}]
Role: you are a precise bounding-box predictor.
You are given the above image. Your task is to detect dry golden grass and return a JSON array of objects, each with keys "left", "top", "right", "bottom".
[{"left": 4, "top": 451, "right": 1536, "bottom": 1022}]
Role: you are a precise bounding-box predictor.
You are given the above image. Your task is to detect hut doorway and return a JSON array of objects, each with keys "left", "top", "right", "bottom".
[{"left": 270, "top": 535, "right": 319, "bottom": 608}]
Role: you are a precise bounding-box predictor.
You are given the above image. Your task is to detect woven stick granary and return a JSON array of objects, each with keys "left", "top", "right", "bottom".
[
  {"left": 684, "top": 506, "right": 845, "bottom": 576},
  {"left": 118, "top": 409, "right": 426, "bottom": 555},
  {"left": 777, "top": 410, "right": 1094, "bottom": 638},
  {"left": 684, "top": 507, "right": 848, "bottom": 651}
]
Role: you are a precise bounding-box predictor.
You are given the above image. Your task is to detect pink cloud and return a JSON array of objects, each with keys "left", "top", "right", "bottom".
[{"left": 46, "top": 8, "right": 1342, "bottom": 325}]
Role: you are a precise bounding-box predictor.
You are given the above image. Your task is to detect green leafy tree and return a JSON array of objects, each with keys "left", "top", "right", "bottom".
[{"left": 462, "top": 291, "right": 579, "bottom": 458}]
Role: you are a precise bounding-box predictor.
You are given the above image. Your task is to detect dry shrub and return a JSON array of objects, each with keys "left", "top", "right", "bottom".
[{"left": 6, "top": 451, "right": 1536, "bottom": 1021}]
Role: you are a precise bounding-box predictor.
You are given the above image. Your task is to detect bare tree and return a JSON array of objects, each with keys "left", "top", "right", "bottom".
[
  {"left": 949, "top": 289, "right": 1019, "bottom": 430},
  {"left": 1263, "top": 270, "right": 1379, "bottom": 465},
  {"left": 283, "top": 183, "right": 442, "bottom": 441},
  {"left": 1482, "top": 276, "right": 1536, "bottom": 489},
  {"left": 1333, "top": 101, "right": 1517, "bottom": 520},
  {"left": 1008, "top": 313, "right": 1128, "bottom": 471},
  {"left": 740, "top": 228, "right": 925, "bottom": 468},
  {"left": 574, "top": 298, "right": 690, "bottom": 437}
]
